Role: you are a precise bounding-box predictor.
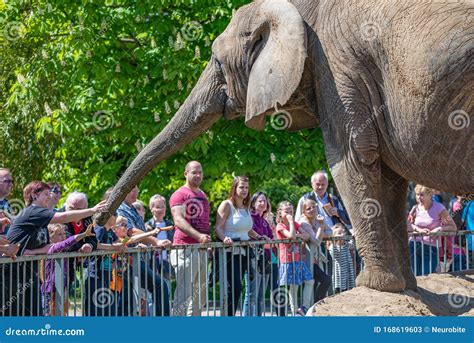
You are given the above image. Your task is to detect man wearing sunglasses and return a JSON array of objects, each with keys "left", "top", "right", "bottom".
[{"left": 0, "top": 168, "right": 14, "bottom": 234}]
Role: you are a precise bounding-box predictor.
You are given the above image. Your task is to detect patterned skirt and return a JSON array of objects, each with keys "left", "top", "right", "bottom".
[{"left": 279, "top": 261, "right": 313, "bottom": 285}]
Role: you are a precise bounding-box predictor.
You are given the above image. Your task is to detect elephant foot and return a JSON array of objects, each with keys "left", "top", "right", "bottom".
[
  {"left": 356, "top": 265, "right": 405, "bottom": 293},
  {"left": 401, "top": 266, "right": 417, "bottom": 291}
]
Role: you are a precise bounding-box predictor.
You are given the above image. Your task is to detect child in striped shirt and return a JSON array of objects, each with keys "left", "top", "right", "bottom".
[{"left": 328, "top": 223, "right": 355, "bottom": 293}]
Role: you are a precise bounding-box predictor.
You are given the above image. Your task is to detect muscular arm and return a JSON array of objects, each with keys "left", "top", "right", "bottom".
[{"left": 171, "top": 205, "right": 205, "bottom": 241}]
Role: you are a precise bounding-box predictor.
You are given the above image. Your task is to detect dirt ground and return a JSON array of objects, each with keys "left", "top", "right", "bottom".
[{"left": 308, "top": 270, "right": 474, "bottom": 316}]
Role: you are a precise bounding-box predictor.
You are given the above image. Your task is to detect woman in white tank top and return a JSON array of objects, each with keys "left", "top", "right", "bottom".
[{"left": 215, "top": 176, "right": 263, "bottom": 316}]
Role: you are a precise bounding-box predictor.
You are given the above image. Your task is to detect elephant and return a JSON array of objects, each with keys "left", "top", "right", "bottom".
[{"left": 97, "top": 0, "right": 473, "bottom": 293}]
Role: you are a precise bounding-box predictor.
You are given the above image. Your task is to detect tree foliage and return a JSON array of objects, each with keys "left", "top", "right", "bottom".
[{"left": 0, "top": 0, "right": 327, "bottom": 214}]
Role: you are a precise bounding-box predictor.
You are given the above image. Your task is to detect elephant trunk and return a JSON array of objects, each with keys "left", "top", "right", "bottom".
[{"left": 96, "top": 58, "right": 226, "bottom": 225}]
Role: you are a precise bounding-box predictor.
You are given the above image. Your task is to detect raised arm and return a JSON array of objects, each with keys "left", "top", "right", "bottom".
[{"left": 50, "top": 200, "right": 106, "bottom": 224}]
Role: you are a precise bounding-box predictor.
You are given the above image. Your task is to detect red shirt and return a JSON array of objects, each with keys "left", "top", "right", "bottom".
[
  {"left": 71, "top": 221, "right": 84, "bottom": 235},
  {"left": 169, "top": 186, "right": 210, "bottom": 245},
  {"left": 276, "top": 222, "right": 302, "bottom": 263}
]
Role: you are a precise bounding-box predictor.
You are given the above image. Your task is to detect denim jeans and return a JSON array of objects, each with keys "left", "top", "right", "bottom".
[
  {"left": 312, "top": 263, "right": 331, "bottom": 302},
  {"left": 243, "top": 267, "right": 270, "bottom": 316},
  {"left": 449, "top": 254, "right": 467, "bottom": 272},
  {"left": 409, "top": 240, "right": 438, "bottom": 276},
  {"left": 224, "top": 252, "right": 249, "bottom": 316}
]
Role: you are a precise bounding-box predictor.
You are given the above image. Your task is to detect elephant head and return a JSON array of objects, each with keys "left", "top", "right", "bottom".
[{"left": 96, "top": 0, "right": 318, "bottom": 224}]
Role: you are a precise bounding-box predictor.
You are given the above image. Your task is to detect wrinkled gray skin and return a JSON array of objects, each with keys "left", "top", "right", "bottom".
[{"left": 97, "top": 0, "right": 473, "bottom": 292}]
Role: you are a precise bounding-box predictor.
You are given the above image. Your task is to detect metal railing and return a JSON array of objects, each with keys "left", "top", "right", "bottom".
[{"left": 0, "top": 232, "right": 471, "bottom": 317}]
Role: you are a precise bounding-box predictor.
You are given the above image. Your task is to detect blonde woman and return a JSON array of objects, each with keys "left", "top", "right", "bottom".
[
  {"left": 408, "top": 185, "right": 456, "bottom": 276},
  {"left": 298, "top": 198, "right": 331, "bottom": 302}
]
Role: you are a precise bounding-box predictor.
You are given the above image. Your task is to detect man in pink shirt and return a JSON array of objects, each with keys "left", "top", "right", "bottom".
[{"left": 170, "top": 161, "right": 211, "bottom": 316}]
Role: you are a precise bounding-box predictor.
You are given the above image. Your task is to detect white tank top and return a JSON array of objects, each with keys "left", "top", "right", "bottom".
[{"left": 224, "top": 201, "right": 253, "bottom": 241}]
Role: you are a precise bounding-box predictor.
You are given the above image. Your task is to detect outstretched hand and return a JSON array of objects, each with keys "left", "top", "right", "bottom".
[
  {"left": 84, "top": 223, "right": 96, "bottom": 237},
  {"left": 92, "top": 200, "right": 108, "bottom": 213}
]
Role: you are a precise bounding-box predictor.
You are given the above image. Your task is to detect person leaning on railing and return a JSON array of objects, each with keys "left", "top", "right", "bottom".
[
  {"left": 275, "top": 201, "right": 313, "bottom": 316},
  {"left": 407, "top": 184, "right": 457, "bottom": 276},
  {"left": 243, "top": 191, "right": 274, "bottom": 317},
  {"left": 215, "top": 176, "right": 268, "bottom": 316},
  {"left": 23, "top": 223, "right": 97, "bottom": 316},
  {"left": 2, "top": 181, "right": 107, "bottom": 316},
  {"left": 169, "top": 161, "right": 211, "bottom": 317},
  {"left": 297, "top": 198, "right": 331, "bottom": 303}
]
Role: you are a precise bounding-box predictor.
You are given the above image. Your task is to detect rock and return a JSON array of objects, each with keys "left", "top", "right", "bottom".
[{"left": 307, "top": 270, "right": 473, "bottom": 316}]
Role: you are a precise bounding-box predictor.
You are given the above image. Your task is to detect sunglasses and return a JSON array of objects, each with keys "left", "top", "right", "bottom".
[
  {"left": 0, "top": 180, "right": 13, "bottom": 185},
  {"left": 50, "top": 187, "right": 61, "bottom": 195}
]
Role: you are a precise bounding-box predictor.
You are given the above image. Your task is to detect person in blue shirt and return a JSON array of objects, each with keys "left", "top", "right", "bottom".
[{"left": 462, "top": 200, "right": 474, "bottom": 267}]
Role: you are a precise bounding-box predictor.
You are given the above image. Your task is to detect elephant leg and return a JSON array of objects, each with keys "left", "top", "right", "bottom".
[
  {"left": 330, "top": 158, "right": 406, "bottom": 293},
  {"left": 380, "top": 163, "right": 417, "bottom": 290}
]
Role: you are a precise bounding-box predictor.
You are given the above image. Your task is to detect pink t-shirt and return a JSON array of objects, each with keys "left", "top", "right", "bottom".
[
  {"left": 276, "top": 222, "right": 301, "bottom": 263},
  {"left": 412, "top": 201, "right": 445, "bottom": 247},
  {"left": 169, "top": 186, "right": 210, "bottom": 245}
]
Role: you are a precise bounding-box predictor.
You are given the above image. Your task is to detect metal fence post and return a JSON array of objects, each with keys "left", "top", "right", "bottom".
[{"left": 53, "top": 257, "right": 65, "bottom": 316}]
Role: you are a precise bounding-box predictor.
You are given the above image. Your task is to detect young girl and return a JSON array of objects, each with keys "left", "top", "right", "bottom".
[
  {"left": 298, "top": 198, "right": 331, "bottom": 303},
  {"left": 275, "top": 201, "right": 313, "bottom": 316},
  {"left": 328, "top": 223, "right": 355, "bottom": 293},
  {"left": 25, "top": 223, "right": 95, "bottom": 315}
]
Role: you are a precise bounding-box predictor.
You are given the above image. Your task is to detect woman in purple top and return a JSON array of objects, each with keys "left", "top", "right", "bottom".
[
  {"left": 243, "top": 191, "right": 274, "bottom": 316},
  {"left": 25, "top": 223, "right": 95, "bottom": 315},
  {"left": 408, "top": 185, "right": 456, "bottom": 276}
]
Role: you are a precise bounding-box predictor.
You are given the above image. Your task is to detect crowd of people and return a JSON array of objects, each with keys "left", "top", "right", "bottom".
[{"left": 0, "top": 164, "right": 472, "bottom": 317}]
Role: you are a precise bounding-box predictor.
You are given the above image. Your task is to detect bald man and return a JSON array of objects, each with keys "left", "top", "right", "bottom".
[{"left": 169, "top": 161, "right": 211, "bottom": 316}]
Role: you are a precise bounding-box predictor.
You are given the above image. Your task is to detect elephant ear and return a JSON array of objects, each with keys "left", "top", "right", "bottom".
[{"left": 245, "top": 0, "right": 307, "bottom": 131}]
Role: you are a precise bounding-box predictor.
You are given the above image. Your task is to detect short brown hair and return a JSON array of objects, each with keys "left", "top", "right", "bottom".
[{"left": 23, "top": 181, "right": 50, "bottom": 206}]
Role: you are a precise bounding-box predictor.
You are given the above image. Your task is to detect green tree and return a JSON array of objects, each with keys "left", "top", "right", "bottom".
[{"left": 0, "top": 0, "right": 328, "bottom": 216}]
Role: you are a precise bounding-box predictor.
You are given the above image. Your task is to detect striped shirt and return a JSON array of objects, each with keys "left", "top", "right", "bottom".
[{"left": 329, "top": 242, "right": 355, "bottom": 291}]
